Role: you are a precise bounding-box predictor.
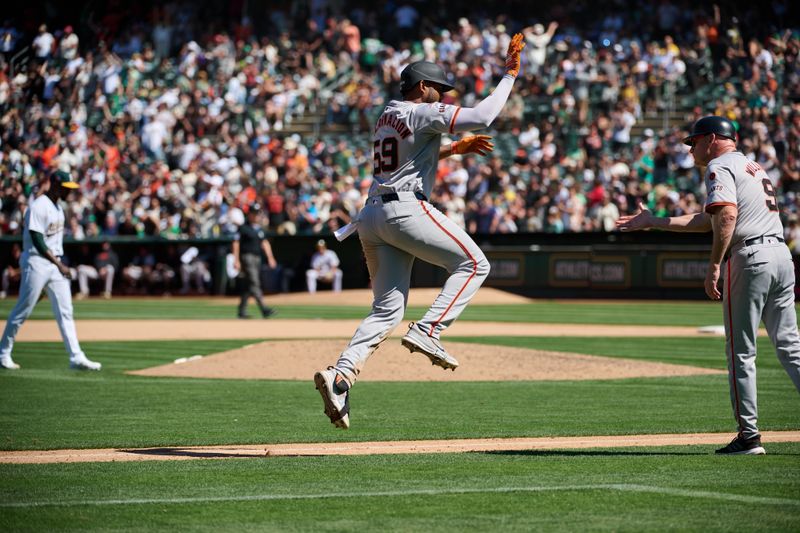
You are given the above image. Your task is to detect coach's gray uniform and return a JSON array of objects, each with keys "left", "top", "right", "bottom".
[
  {"left": 705, "top": 151, "right": 800, "bottom": 438},
  {"left": 331, "top": 75, "right": 517, "bottom": 386}
]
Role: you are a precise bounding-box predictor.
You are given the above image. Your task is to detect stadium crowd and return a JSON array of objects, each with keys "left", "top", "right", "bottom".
[{"left": 0, "top": 0, "right": 798, "bottom": 249}]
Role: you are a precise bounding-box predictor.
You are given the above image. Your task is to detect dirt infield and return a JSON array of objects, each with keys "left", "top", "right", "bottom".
[
  {"left": 15, "top": 319, "right": 722, "bottom": 342},
  {"left": 18, "top": 286, "right": 726, "bottom": 382},
  {"left": 129, "top": 339, "right": 723, "bottom": 381},
  {"left": 13, "top": 288, "right": 733, "bottom": 342},
  {"left": 3, "top": 431, "right": 799, "bottom": 464},
  {"left": 258, "top": 287, "right": 532, "bottom": 306}
]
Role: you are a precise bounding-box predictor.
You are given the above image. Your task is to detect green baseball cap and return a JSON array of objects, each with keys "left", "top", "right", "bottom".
[{"left": 51, "top": 170, "right": 79, "bottom": 189}]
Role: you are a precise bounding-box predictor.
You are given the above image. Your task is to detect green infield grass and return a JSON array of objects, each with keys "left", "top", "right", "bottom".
[
  {"left": 2, "top": 299, "right": 799, "bottom": 531},
  {"left": 1, "top": 337, "right": 798, "bottom": 450},
  {"left": 1, "top": 445, "right": 799, "bottom": 531},
  {"left": 0, "top": 297, "right": 746, "bottom": 325}
]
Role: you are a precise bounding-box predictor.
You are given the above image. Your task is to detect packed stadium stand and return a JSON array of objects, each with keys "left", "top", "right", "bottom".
[{"left": 0, "top": 1, "right": 798, "bottom": 295}]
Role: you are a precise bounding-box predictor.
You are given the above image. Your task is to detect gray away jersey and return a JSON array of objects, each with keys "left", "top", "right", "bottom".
[
  {"left": 704, "top": 151, "right": 783, "bottom": 245},
  {"left": 370, "top": 100, "right": 460, "bottom": 199},
  {"left": 22, "top": 195, "right": 65, "bottom": 257}
]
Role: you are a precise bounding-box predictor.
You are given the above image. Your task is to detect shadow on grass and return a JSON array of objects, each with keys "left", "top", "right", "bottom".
[
  {"left": 486, "top": 449, "right": 800, "bottom": 457},
  {"left": 482, "top": 449, "right": 710, "bottom": 457},
  {"left": 120, "top": 448, "right": 800, "bottom": 460},
  {"left": 121, "top": 448, "right": 267, "bottom": 459}
]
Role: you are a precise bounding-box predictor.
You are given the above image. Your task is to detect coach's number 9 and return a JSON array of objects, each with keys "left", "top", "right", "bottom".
[
  {"left": 762, "top": 179, "right": 778, "bottom": 212},
  {"left": 373, "top": 138, "right": 398, "bottom": 174}
]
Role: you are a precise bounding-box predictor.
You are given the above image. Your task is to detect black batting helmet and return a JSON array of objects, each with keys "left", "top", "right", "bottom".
[
  {"left": 682, "top": 116, "right": 737, "bottom": 146},
  {"left": 400, "top": 61, "right": 455, "bottom": 94}
]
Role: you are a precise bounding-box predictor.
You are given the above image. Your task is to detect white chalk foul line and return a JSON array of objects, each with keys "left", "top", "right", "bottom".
[
  {"left": 609, "top": 484, "right": 799, "bottom": 506},
  {"left": 2, "top": 484, "right": 798, "bottom": 509}
]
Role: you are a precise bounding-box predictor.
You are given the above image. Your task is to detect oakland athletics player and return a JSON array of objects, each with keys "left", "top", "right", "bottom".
[
  {"left": 306, "top": 239, "right": 343, "bottom": 293},
  {"left": 314, "top": 34, "right": 526, "bottom": 429},
  {"left": 0, "top": 171, "right": 101, "bottom": 371},
  {"left": 616, "top": 116, "right": 800, "bottom": 454}
]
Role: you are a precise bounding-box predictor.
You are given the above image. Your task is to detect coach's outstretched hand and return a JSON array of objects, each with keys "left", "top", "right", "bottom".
[
  {"left": 452, "top": 135, "right": 494, "bottom": 156},
  {"left": 505, "top": 33, "right": 526, "bottom": 77},
  {"left": 615, "top": 202, "right": 657, "bottom": 231}
]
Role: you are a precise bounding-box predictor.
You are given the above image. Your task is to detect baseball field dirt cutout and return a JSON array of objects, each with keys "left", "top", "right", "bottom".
[
  {"left": 4, "top": 431, "right": 800, "bottom": 464},
  {"left": 14, "top": 288, "right": 731, "bottom": 383},
  {"left": 119, "top": 288, "right": 725, "bottom": 382},
  {"left": 129, "top": 339, "right": 723, "bottom": 381}
]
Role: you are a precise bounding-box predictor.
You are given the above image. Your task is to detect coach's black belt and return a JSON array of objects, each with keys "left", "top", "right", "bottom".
[
  {"left": 380, "top": 191, "right": 428, "bottom": 203},
  {"left": 743, "top": 234, "right": 784, "bottom": 246}
]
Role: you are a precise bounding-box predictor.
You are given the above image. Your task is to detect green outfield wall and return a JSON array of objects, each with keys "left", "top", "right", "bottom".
[{"left": 2, "top": 231, "right": 790, "bottom": 299}]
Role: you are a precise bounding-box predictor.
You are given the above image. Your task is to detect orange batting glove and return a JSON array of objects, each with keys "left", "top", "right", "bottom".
[
  {"left": 505, "top": 33, "right": 526, "bottom": 77},
  {"left": 451, "top": 135, "right": 494, "bottom": 156}
]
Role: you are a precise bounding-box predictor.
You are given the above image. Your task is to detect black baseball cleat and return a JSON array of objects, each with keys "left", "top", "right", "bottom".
[
  {"left": 262, "top": 307, "right": 276, "bottom": 319},
  {"left": 715, "top": 433, "right": 766, "bottom": 455}
]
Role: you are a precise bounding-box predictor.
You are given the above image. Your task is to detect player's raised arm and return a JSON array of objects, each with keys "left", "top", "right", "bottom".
[{"left": 450, "top": 33, "right": 525, "bottom": 133}]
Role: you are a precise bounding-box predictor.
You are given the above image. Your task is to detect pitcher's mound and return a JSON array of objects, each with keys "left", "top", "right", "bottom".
[{"left": 129, "top": 340, "right": 723, "bottom": 381}]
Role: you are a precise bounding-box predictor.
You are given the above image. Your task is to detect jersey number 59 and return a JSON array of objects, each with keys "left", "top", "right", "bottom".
[{"left": 373, "top": 138, "right": 398, "bottom": 174}]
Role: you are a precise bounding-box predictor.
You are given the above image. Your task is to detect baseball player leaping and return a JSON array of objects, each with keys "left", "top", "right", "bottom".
[
  {"left": 616, "top": 116, "right": 800, "bottom": 454},
  {"left": 314, "top": 34, "right": 526, "bottom": 429},
  {"left": 0, "top": 171, "right": 101, "bottom": 371}
]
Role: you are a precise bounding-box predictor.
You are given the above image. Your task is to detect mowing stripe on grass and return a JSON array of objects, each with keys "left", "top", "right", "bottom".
[{"left": 3, "top": 484, "right": 798, "bottom": 508}]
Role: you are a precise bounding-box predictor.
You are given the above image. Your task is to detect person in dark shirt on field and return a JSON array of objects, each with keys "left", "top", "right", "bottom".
[{"left": 232, "top": 204, "right": 277, "bottom": 319}]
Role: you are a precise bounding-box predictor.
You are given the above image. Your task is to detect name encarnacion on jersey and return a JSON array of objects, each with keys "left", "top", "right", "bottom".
[{"left": 374, "top": 113, "right": 412, "bottom": 139}]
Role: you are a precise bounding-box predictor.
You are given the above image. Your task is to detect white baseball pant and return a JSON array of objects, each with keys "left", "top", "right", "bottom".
[
  {"left": 306, "top": 269, "right": 343, "bottom": 293},
  {"left": 180, "top": 262, "right": 209, "bottom": 293},
  {"left": 77, "top": 265, "right": 115, "bottom": 296},
  {"left": 723, "top": 240, "right": 800, "bottom": 438},
  {"left": 0, "top": 254, "right": 87, "bottom": 362},
  {"left": 333, "top": 193, "right": 490, "bottom": 385}
]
